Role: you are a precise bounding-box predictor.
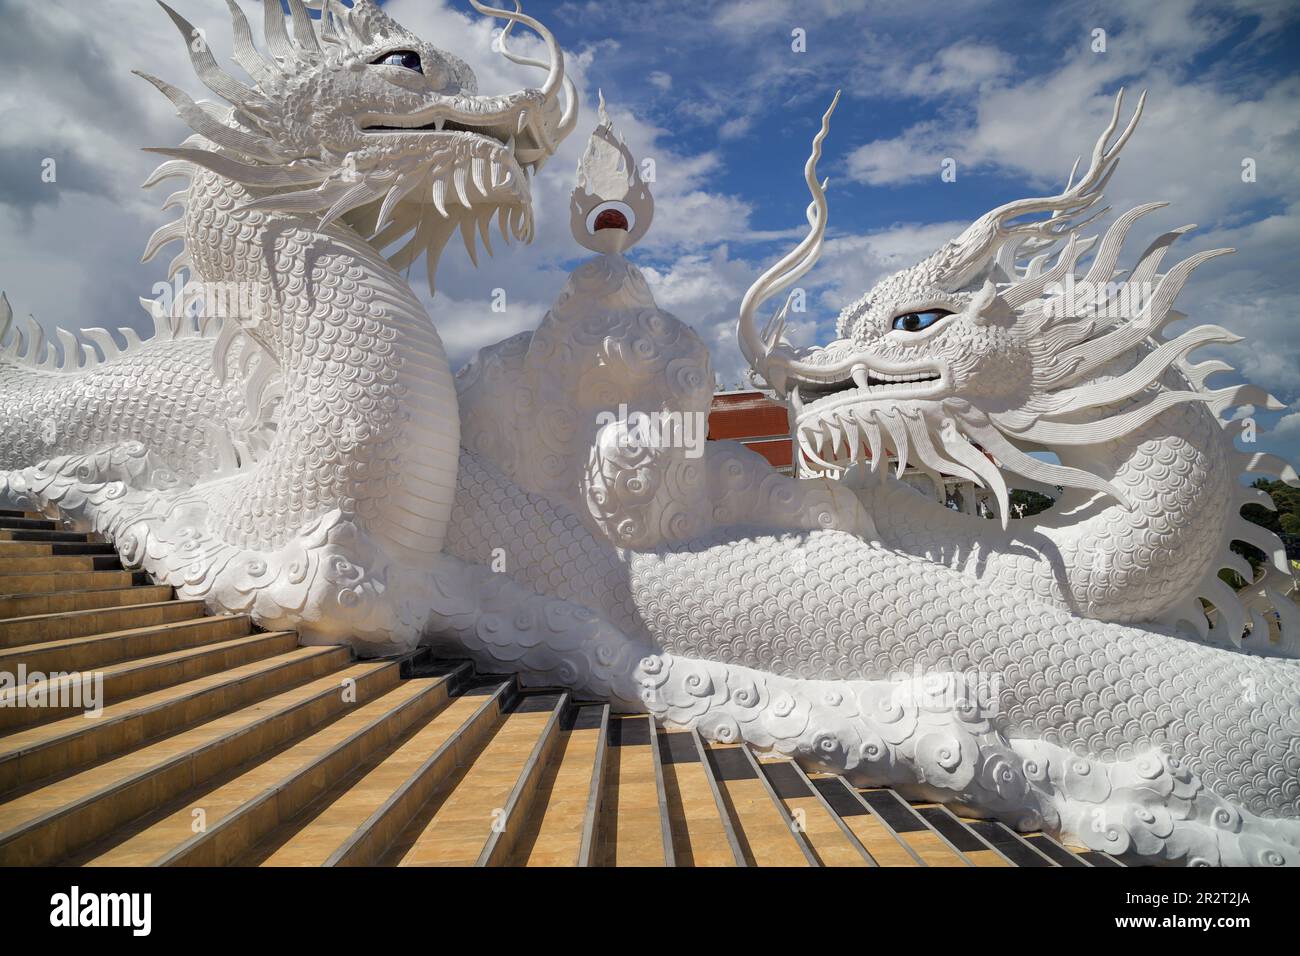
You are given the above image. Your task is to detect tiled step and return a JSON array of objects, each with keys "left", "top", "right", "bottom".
[
  {"left": 0, "top": 554, "right": 122, "bottom": 574},
  {"left": 1022, "top": 833, "right": 1092, "bottom": 866},
  {"left": 0, "top": 542, "right": 56, "bottom": 559},
  {"left": 594, "top": 715, "right": 673, "bottom": 866},
  {"left": 0, "top": 529, "right": 98, "bottom": 544},
  {"left": 701, "top": 743, "right": 815, "bottom": 866},
  {"left": 0, "top": 643, "right": 343, "bottom": 793},
  {"left": 508, "top": 703, "right": 607, "bottom": 866},
  {"left": 656, "top": 728, "right": 742, "bottom": 866},
  {"left": 853, "top": 787, "right": 974, "bottom": 866},
  {"left": 914, "top": 804, "right": 1017, "bottom": 866},
  {"left": 0, "top": 625, "right": 293, "bottom": 733},
  {"left": 0, "top": 599, "right": 206, "bottom": 647},
  {"left": 240, "top": 677, "right": 515, "bottom": 867},
  {"left": 78, "top": 666, "right": 468, "bottom": 866},
  {"left": 0, "top": 517, "right": 57, "bottom": 532},
  {"left": 756, "top": 756, "right": 875, "bottom": 866},
  {"left": 805, "top": 773, "right": 925, "bottom": 865},
  {"left": 0, "top": 569, "right": 140, "bottom": 596},
  {"left": 0, "top": 658, "right": 395, "bottom": 865},
  {"left": 50, "top": 542, "right": 119, "bottom": 557},
  {"left": 383, "top": 691, "right": 566, "bottom": 866},
  {"left": 0, "top": 541, "right": 118, "bottom": 559},
  {"left": 477, "top": 692, "right": 570, "bottom": 866},
  {"left": 0, "top": 582, "right": 170, "bottom": 620},
  {"left": 0, "top": 613, "right": 253, "bottom": 674},
  {"left": 960, "top": 816, "right": 1059, "bottom": 867}
]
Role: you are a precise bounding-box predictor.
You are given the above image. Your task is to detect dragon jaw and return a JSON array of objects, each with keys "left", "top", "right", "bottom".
[
  {"left": 139, "top": 0, "right": 577, "bottom": 294},
  {"left": 739, "top": 89, "right": 1284, "bottom": 528}
]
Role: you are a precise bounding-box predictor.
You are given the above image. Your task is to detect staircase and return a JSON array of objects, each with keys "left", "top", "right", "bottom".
[{"left": 0, "top": 508, "right": 1122, "bottom": 867}]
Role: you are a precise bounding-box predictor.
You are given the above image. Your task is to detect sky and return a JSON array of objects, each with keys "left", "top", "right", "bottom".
[{"left": 1, "top": 0, "right": 1298, "bottom": 464}]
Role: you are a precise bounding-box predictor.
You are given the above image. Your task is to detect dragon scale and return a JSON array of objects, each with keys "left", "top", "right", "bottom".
[{"left": 860, "top": 390, "right": 1237, "bottom": 627}]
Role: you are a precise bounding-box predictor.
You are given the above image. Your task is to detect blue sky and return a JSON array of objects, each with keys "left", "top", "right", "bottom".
[{"left": 1, "top": 0, "right": 1298, "bottom": 464}]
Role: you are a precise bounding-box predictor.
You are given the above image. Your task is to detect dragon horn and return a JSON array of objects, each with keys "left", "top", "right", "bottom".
[
  {"left": 468, "top": 0, "right": 564, "bottom": 107},
  {"left": 737, "top": 91, "right": 839, "bottom": 392}
]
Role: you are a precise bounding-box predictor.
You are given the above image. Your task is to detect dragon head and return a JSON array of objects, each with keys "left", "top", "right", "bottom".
[
  {"left": 740, "top": 90, "right": 1268, "bottom": 526},
  {"left": 139, "top": 0, "right": 577, "bottom": 291}
]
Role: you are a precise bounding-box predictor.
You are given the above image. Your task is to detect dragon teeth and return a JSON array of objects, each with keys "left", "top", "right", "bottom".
[
  {"left": 489, "top": 161, "right": 504, "bottom": 190},
  {"left": 518, "top": 110, "right": 529, "bottom": 134},
  {"left": 453, "top": 167, "right": 472, "bottom": 207},
  {"left": 498, "top": 205, "right": 512, "bottom": 244},
  {"left": 850, "top": 408, "right": 881, "bottom": 472},
  {"left": 471, "top": 157, "right": 488, "bottom": 197},
  {"left": 852, "top": 367, "right": 870, "bottom": 390},
  {"left": 459, "top": 217, "right": 478, "bottom": 266},
  {"left": 827, "top": 421, "right": 846, "bottom": 460},
  {"left": 430, "top": 178, "right": 449, "bottom": 218},
  {"left": 840, "top": 413, "right": 859, "bottom": 462}
]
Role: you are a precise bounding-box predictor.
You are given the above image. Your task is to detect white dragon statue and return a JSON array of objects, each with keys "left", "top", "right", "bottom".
[{"left": 1, "top": 0, "right": 1297, "bottom": 867}]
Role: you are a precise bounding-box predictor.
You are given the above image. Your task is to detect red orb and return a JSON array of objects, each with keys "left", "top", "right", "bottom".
[{"left": 593, "top": 208, "right": 630, "bottom": 231}]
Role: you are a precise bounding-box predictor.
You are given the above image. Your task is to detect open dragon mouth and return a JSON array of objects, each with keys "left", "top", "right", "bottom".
[
  {"left": 354, "top": 102, "right": 555, "bottom": 253},
  {"left": 790, "top": 364, "right": 945, "bottom": 418},
  {"left": 359, "top": 100, "right": 556, "bottom": 174}
]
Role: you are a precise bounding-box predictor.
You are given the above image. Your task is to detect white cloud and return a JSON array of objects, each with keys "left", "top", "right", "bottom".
[
  {"left": 1273, "top": 411, "right": 1300, "bottom": 437},
  {"left": 718, "top": 116, "right": 753, "bottom": 140},
  {"left": 0, "top": 0, "right": 757, "bottom": 373}
]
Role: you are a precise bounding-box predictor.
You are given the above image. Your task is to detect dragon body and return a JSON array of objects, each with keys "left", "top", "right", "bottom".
[{"left": 1, "top": 1, "right": 1297, "bottom": 866}]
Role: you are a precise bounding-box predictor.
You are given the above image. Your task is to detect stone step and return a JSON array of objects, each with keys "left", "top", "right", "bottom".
[
  {"left": 0, "top": 658, "right": 395, "bottom": 865},
  {"left": 0, "top": 542, "right": 55, "bottom": 559},
  {"left": 0, "top": 517, "right": 57, "bottom": 532},
  {"left": 507, "top": 703, "right": 607, "bottom": 867},
  {"left": 239, "top": 677, "right": 516, "bottom": 867},
  {"left": 0, "top": 599, "right": 206, "bottom": 648},
  {"left": 653, "top": 728, "right": 743, "bottom": 866},
  {"left": 0, "top": 529, "right": 98, "bottom": 544},
  {"left": 754, "top": 755, "right": 874, "bottom": 866},
  {"left": 0, "top": 583, "right": 170, "bottom": 620},
  {"left": 476, "top": 692, "right": 570, "bottom": 866},
  {"left": 0, "top": 568, "right": 139, "bottom": 596},
  {"left": 593, "top": 714, "right": 674, "bottom": 866},
  {"left": 852, "top": 787, "right": 975, "bottom": 866},
  {"left": 0, "top": 554, "right": 122, "bottom": 575},
  {"left": 0, "top": 641, "right": 340, "bottom": 793},
  {"left": 0, "top": 540, "right": 118, "bottom": 559},
  {"left": 699, "top": 742, "right": 815, "bottom": 867},
  {"left": 382, "top": 690, "right": 567, "bottom": 866},
  {"left": 915, "top": 804, "right": 1017, "bottom": 866},
  {"left": 50, "top": 542, "right": 119, "bottom": 557},
  {"left": 804, "top": 774, "right": 926, "bottom": 866},
  {"left": 0, "top": 625, "right": 294, "bottom": 733},
  {"left": 79, "top": 665, "right": 469, "bottom": 866},
  {"left": 0, "top": 613, "right": 253, "bottom": 675}
]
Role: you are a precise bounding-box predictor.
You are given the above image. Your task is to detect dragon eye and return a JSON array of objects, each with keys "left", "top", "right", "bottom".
[
  {"left": 891, "top": 309, "right": 952, "bottom": 332},
  {"left": 374, "top": 51, "right": 423, "bottom": 73}
]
